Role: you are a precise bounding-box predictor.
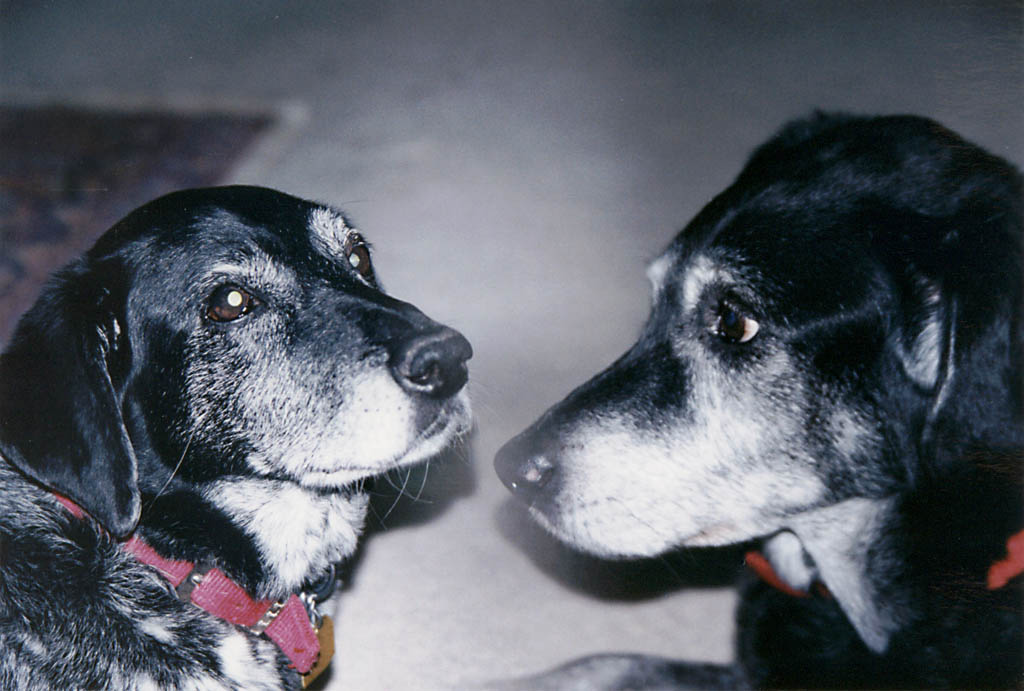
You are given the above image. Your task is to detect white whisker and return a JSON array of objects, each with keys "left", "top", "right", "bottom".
[
  {"left": 412, "top": 461, "right": 431, "bottom": 502},
  {"left": 380, "top": 467, "right": 412, "bottom": 522},
  {"left": 145, "top": 431, "right": 194, "bottom": 515}
]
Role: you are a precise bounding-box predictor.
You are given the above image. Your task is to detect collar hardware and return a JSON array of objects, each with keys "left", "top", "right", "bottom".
[
  {"left": 174, "top": 563, "right": 213, "bottom": 603},
  {"left": 249, "top": 598, "right": 287, "bottom": 636},
  {"left": 302, "top": 615, "right": 335, "bottom": 688}
]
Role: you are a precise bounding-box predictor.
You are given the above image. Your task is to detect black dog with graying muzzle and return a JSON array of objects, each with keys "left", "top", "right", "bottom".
[
  {"left": 0, "top": 186, "right": 472, "bottom": 689},
  {"left": 496, "top": 114, "right": 1022, "bottom": 689}
]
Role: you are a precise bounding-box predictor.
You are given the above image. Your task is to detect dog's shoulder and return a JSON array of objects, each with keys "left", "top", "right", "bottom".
[{"left": 0, "top": 463, "right": 292, "bottom": 690}]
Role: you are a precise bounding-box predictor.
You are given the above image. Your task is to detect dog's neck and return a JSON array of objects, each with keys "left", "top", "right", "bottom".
[
  {"left": 204, "top": 478, "right": 369, "bottom": 597},
  {"left": 765, "top": 496, "right": 908, "bottom": 653},
  {"left": 138, "top": 478, "right": 369, "bottom": 600}
]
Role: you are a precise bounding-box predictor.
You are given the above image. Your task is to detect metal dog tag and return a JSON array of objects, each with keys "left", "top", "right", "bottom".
[{"left": 301, "top": 614, "right": 335, "bottom": 688}]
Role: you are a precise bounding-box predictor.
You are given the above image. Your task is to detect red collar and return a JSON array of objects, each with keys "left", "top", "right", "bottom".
[
  {"left": 53, "top": 493, "right": 333, "bottom": 684},
  {"left": 744, "top": 550, "right": 828, "bottom": 598},
  {"left": 747, "top": 528, "right": 1024, "bottom": 597},
  {"left": 987, "top": 529, "right": 1024, "bottom": 590}
]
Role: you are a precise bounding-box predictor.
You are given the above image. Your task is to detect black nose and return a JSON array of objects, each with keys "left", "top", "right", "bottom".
[
  {"left": 494, "top": 433, "right": 554, "bottom": 505},
  {"left": 390, "top": 327, "right": 472, "bottom": 399}
]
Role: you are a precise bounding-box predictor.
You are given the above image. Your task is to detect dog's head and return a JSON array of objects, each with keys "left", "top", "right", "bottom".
[
  {"left": 496, "top": 114, "right": 1022, "bottom": 559},
  {"left": 0, "top": 186, "right": 472, "bottom": 540}
]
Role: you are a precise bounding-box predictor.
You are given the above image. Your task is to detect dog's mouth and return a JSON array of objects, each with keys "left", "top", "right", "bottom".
[
  {"left": 299, "top": 392, "right": 472, "bottom": 489},
  {"left": 396, "top": 394, "right": 473, "bottom": 466}
]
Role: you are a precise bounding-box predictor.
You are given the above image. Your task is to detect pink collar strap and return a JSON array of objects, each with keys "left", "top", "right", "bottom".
[
  {"left": 53, "top": 493, "right": 330, "bottom": 682},
  {"left": 988, "top": 529, "right": 1024, "bottom": 590}
]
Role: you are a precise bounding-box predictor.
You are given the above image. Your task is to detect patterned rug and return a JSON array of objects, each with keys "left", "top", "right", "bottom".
[{"left": 0, "top": 105, "right": 273, "bottom": 343}]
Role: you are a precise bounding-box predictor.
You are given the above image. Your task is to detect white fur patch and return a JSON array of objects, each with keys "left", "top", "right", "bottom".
[
  {"left": 788, "top": 496, "right": 903, "bottom": 653},
  {"left": 203, "top": 478, "right": 369, "bottom": 596},
  {"left": 309, "top": 369, "right": 421, "bottom": 472},
  {"left": 170, "top": 629, "right": 284, "bottom": 690},
  {"left": 827, "top": 407, "right": 880, "bottom": 461},
  {"left": 681, "top": 254, "right": 722, "bottom": 312},
  {"left": 308, "top": 207, "right": 356, "bottom": 262},
  {"left": 137, "top": 615, "right": 176, "bottom": 645},
  {"left": 167, "top": 630, "right": 282, "bottom": 690},
  {"left": 209, "top": 630, "right": 284, "bottom": 691},
  {"left": 133, "top": 673, "right": 165, "bottom": 691},
  {"left": 19, "top": 634, "right": 47, "bottom": 659},
  {"left": 901, "top": 298, "right": 944, "bottom": 389},
  {"left": 762, "top": 530, "right": 816, "bottom": 592}
]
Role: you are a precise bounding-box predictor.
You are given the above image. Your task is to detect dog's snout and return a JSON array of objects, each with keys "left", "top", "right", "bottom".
[
  {"left": 494, "top": 435, "right": 554, "bottom": 505},
  {"left": 390, "top": 328, "right": 472, "bottom": 399}
]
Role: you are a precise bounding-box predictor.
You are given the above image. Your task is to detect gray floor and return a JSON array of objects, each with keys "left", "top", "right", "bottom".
[{"left": 2, "top": 1, "right": 1021, "bottom": 688}]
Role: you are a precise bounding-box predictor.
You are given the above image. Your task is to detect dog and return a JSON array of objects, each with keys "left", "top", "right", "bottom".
[
  {"left": 0, "top": 186, "right": 472, "bottom": 689},
  {"left": 495, "top": 114, "right": 1022, "bottom": 689}
]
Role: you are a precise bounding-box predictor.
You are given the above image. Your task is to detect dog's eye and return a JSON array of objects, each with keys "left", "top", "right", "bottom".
[
  {"left": 345, "top": 234, "right": 373, "bottom": 280},
  {"left": 714, "top": 305, "right": 759, "bottom": 343},
  {"left": 207, "top": 285, "right": 259, "bottom": 322}
]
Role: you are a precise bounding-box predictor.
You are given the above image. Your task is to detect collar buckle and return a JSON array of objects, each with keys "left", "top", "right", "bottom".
[{"left": 174, "top": 562, "right": 213, "bottom": 603}]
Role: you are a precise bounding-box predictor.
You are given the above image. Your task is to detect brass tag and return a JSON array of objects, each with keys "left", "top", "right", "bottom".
[{"left": 301, "top": 615, "right": 335, "bottom": 688}]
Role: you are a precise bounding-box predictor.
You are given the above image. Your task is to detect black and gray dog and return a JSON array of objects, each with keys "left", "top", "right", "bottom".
[
  {"left": 0, "top": 186, "right": 472, "bottom": 688},
  {"left": 496, "top": 114, "right": 1022, "bottom": 689}
]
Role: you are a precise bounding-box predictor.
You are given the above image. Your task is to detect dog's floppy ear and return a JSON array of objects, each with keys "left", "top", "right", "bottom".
[
  {"left": 887, "top": 268, "right": 949, "bottom": 393},
  {"left": 0, "top": 259, "right": 139, "bottom": 537},
  {"left": 874, "top": 159, "right": 1023, "bottom": 471}
]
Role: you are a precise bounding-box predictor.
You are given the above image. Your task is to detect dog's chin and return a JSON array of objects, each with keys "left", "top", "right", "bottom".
[
  {"left": 522, "top": 504, "right": 670, "bottom": 559},
  {"left": 299, "top": 393, "right": 472, "bottom": 490},
  {"left": 526, "top": 500, "right": 772, "bottom": 559}
]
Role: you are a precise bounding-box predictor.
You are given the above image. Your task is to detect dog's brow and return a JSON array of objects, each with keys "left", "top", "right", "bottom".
[
  {"left": 308, "top": 207, "right": 356, "bottom": 260},
  {"left": 681, "top": 255, "right": 720, "bottom": 311},
  {"left": 208, "top": 256, "right": 296, "bottom": 290}
]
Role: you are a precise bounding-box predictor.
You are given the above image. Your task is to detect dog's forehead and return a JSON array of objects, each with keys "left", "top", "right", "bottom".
[
  {"left": 191, "top": 205, "right": 360, "bottom": 277},
  {"left": 136, "top": 190, "right": 359, "bottom": 266},
  {"left": 648, "top": 197, "right": 881, "bottom": 322}
]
